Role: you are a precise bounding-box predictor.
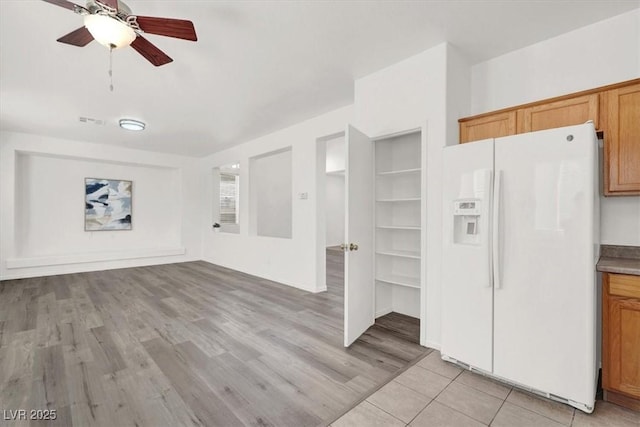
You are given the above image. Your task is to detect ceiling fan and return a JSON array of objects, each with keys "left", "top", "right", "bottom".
[{"left": 42, "top": 0, "right": 197, "bottom": 66}]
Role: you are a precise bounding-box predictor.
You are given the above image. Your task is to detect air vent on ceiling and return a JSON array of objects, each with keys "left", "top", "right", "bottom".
[{"left": 79, "top": 116, "right": 105, "bottom": 125}]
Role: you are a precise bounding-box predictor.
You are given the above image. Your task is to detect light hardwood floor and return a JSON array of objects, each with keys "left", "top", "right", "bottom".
[{"left": 0, "top": 252, "right": 427, "bottom": 427}]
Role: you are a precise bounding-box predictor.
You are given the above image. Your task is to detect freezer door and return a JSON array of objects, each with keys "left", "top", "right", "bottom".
[
  {"left": 441, "top": 139, "right": 494, "bottom": 373},
  {"left": 493, "top": 124, "right": 597, "bottom": 409}
]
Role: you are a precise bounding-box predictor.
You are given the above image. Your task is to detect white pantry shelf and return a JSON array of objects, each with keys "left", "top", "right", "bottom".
[
  {"left": 377, "top": 167, "right": 421, "bottom": 176},
  {"left": 376, "top": 225, "right": 420, "bottom": 230},
  {"left": 376, "top": 274, "right": 421, "bottom": 289},
  {"left": 376, "top": 250, "right": 421, "bottom": 259},
  {"left": 376, "top": 197, "right": 420, "bottom": 202}
]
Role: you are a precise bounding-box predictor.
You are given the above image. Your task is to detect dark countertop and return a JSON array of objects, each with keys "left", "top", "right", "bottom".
[
  {"left": 597, "top": 245, "right": 640, "bottom": 276},
  {"left": 597, "top": 257, "right": 640, "bottom": 275}
]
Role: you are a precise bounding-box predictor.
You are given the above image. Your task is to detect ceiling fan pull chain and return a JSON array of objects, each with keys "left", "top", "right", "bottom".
[{"left": 109, "top": 44, "right": 114, "bottom": 92}]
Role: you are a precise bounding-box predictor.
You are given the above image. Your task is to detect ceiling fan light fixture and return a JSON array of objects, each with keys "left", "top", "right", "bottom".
[
  {"left": 84, "top": 14, "right": 136, "bottom": 49},
  {"left": 119, "top": 118, "right": 146, "bottom": 131}
]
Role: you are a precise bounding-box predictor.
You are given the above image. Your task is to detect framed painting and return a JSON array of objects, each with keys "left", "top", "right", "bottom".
[{"left": 85, "top": 178, "right": 132, "bottom": 231}]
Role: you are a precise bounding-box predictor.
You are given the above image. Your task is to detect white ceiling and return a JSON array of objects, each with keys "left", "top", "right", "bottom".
[{"left": 1, "top": 1, "right": 638, "bottom": 157}]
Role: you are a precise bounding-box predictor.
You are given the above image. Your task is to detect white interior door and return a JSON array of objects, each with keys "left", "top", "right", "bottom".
[
  {"left": 441, "top": 139, "right": 494, "bottom": 372},
  {"left": 493, "top": 124, "right": 597, "bottom": 408},
  {"left": 344, "top": 125, "right": 374, "bottom": 347}
]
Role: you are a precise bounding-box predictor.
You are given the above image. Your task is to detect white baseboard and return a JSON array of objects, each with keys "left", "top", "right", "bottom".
[
  {"left": 199, "top": 258, "right": 319, "bottom": 294},
  {"left": 0, "top": 254, "right": 199, "bottom": 281},
  {"left": 6, "top": 247, "right": 186, "bottom": 269}
]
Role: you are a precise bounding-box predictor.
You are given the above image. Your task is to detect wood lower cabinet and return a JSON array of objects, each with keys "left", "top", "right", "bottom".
[
  {"left": 603, "top": 83, "right": 640, "bottom": 195},
  {"left": 459, "top": 111, "right": 516, "bottom": 143},
  {"left": 602, "top": 272, "right": 640, "bottom": 411},
  {"left": 522, "top": 93, "right": 599, "bottom": 132}
]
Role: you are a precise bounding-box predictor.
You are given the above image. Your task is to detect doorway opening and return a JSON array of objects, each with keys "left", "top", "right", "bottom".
[
  {"left": 325, "top": 134, "right": 347, "bottom": 301},
  {"left": 315, "top": 132, "right": 346, "bottom": 298},
  {"left": 316, "top": 129, "right": 423, "bottom": 348}
]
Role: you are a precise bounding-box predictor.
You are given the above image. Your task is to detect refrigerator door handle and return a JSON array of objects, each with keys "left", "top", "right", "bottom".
[
  {"left": 486, "top": 169, "right": 494, "bottom": 288},
  {"left": 493, "top": 170, "right": 502, "bottom": 289}
]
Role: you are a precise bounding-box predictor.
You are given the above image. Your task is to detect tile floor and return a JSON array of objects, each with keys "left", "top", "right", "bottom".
[{"left": 332, "top": 351, "right": 640, "bottom": 427}]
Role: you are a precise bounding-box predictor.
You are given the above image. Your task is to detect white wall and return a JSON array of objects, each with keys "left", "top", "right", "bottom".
[
  {"left": 354, "top": 43, "right": 471, "bottom": 348},
  {"left": 0, "top": 131, "right": 202, "bottom": 280},
  {"left": 471, "top": 10, "right": 639, "bottom": 114},
  {"left": 326, "top": 136, "right": 346, "bottom": 172},
  {"left": 355, "top": 45, "right": 445, "bottom": 138},
  {"left": 599, "top": 189, "right": 640, "bottom": 245},
  {"left": 250, "top": 148, "right": 293, "bottom": 239},
  {"left": 471, "top": 9, "right": 640, "bottom": 246},
  {"left": 201, "top": 106, "right": 353, "bottom": 293},
  {"left": 325, "top": 175, "right": 345, "bottom": 247},
  {"left": 15, "top": 154, "right": 179, "bottom": 256},
  {"left": 325, "top": 136, "right": 346, "bottom": 247}
]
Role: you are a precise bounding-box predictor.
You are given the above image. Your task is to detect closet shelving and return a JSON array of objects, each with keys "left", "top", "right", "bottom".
[
  {"left": 376, "top": 197, "right": 421, "bottom": 202},
  {"left": 374, "top": 131, "right": 422, "bottom": 313},
  {"left": 375, "top": 249, "right": 420, "bottom": 259}
]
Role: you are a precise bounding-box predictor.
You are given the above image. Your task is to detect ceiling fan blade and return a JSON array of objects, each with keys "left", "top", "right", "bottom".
[
  {"left": 42, "top": 0, "right": 85, "bottom": 13},
  {"left": 95, "top": 0, "right": 118, "bottom": 12},
  {"left": 134, "top": 16, "right": 198, "bottom": 41},
  {"left": 57, "top": 27, "right": 94, "bottom": 47},
  {"left": 131, "top": 36, "right": 173, "bottom": 67}
]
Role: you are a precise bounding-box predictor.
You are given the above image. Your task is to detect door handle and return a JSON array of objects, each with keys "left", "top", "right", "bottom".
[
  {"left": 493, "top": 170, "right": 502, "bottom": 290},
  {"left": 340, "top": 243, "right": 358, "bottom": 251}
]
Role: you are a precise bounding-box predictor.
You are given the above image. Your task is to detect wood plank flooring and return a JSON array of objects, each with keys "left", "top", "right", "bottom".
[
  {"left": 375, "top": 312, "right": 420, "bottom": 345},
  {"left": 0, "top": 251, "right": 427, "bottom": 427}
]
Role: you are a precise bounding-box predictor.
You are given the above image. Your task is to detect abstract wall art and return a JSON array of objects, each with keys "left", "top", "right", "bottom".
[{"left": 85, "top": 178, "right": 132, "bottom": 231}]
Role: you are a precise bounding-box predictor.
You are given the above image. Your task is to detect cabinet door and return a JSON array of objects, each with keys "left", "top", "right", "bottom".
[
  {"left": 603, "top": 83, "right": 640, "bottom": 195},
  {"left": 459, "top": 111, "right": 516, "bottom": 143},
  {"left": 522, "top": 94, "right": 599, "bottom": 132},
  {"left": 603, "top": 274, "right": 640, "bottom": 400}
]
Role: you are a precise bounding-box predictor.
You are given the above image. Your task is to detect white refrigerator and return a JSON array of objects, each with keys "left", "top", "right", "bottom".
[{"left": 441, "top": 123, "right": 600, "bottom": 413}]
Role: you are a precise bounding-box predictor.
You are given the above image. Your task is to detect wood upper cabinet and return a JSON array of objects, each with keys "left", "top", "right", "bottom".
[
  {"left": 603, "top": 83, "right": 640, "bottom": 195},
  {"left": 522, "top": 93, "right": 599, "bottom": 132},
  {"left": 459, "top": 111, "right": 516, "bottom": 143},
  {"left": 458, "top": 78, "right": 640, "bottom": 195},
  {"left": 603, "top": 273, "right": 640, "bottom": 411}
]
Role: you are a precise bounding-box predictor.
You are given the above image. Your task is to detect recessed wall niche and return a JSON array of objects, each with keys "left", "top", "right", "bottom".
[
  {"left": 249, "top": 147, "right": 293, "bottom": 239},
  {"left": 13, "top": 151, "right": 181, "bottom": 258}
]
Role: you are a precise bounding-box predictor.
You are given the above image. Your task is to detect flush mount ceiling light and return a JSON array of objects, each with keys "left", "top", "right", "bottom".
[{"left": 119, "top": 118, "right": 145, "bottom": 131}]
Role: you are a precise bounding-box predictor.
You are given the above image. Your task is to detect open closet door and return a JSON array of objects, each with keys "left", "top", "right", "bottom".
[{"left": 344, "top": 125, "right": 374, "bottom": 347}]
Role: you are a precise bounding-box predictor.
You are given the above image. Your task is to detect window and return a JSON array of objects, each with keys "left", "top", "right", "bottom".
[
  {"left": 213, "top": 163, "right": 240, "bottom": 234},
  {"left": 220, "top": 172, "right": 239, "bottom": 224}
]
